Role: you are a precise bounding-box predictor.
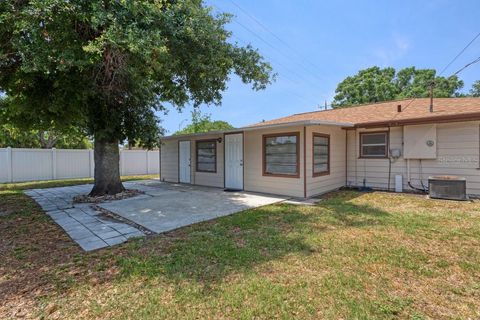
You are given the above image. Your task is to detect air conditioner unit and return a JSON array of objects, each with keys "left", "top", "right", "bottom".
[{"left": 428, "top": 176, "right": 467, "bottom": 201}]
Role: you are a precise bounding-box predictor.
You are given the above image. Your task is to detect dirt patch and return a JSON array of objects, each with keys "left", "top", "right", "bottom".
[{"left": 73, "top": 189, "right": 144, "bottom": 204}]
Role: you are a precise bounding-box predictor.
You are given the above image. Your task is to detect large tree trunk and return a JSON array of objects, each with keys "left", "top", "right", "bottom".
[{"left": 89, "top": 137, "right": 125, "bottom": 196}]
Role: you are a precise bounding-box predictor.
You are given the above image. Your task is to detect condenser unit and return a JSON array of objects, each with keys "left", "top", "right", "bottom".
[{"left": 428, "top": 176, "right": 467, "bottom": 201}]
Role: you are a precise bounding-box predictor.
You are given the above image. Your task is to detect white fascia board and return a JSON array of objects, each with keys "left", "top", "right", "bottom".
[{"left": 160, "top": 120, "right": 353, "bottom": 140}]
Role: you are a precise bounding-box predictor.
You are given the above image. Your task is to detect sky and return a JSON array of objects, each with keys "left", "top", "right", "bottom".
[{"left": 160, "top": 0, "right": 480, "bottom": 134}]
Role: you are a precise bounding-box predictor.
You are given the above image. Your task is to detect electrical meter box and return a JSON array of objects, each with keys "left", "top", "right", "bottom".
[{"left": 403, "top": 124, "right": 437, "bottom": 159}]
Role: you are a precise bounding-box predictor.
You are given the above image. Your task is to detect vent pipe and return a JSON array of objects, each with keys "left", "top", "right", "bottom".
[{"left": 397, "top": 104, "right": 402, "bottom": 112}]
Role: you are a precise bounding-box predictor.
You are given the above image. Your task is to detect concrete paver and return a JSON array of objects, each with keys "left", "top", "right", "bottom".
[{"left": 26, "top": 180, "right": 288, "bottom": 251}]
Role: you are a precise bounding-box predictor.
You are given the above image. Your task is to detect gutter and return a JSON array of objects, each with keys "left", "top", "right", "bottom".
[
  {"left": 352, "top": 112, "right": 480, "bottom": 129},
  {"left": 161, "top": 120, "right": 354, "bottom": 140}
]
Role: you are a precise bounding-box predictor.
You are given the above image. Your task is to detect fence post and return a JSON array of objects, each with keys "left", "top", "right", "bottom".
[
  {"left": 146, "top": 150, "right": 149, "bottom": 175},
  {"left": 52, "top": 148, "right": 57, "bottom": 180},
  {"left": 89, "top": 149, "right": 94, "bottom": 177},
  {"left": 6, "top": 147, "right": 13, "bottom": 182}
]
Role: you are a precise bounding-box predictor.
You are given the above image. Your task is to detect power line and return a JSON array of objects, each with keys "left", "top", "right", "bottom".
[
  {"left": 452, "top": 55, "right": 480, "bottom": 76},
  {"left": 229, "top": 34, "right": 322, "bottom": 108},
  {"left": 212, "top": 2, "right": 325, "bottom": 86},
  {"left": 394, "top": 34, "right": 480, "bottom": 116},
  {"left": 439, "top": 31, "right": 480, "bottom": 75},
  {"left": 227, "top": 0, "right": 325, "bottom": 77}
]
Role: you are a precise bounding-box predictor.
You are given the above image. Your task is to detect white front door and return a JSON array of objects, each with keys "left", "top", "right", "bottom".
[
  {"left": 225, "top": 133, "right": 243, "bottom": 190},
  {"left": 179, "top": 141, "right": 191, "bottom": 183}
]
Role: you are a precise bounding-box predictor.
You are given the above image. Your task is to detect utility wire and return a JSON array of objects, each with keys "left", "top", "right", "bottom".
[
  {"left": 439, "top": 31, "right": 480, "bottom": 75},
  {"left": 230, "top": 34, "right": 321, "bottom": 107},
  {"left": 231, "top": 18, "right": 326, "bottom": 90},
  {"left": 452, "top": 56, "right": 480, "bottom": 76},
  {"left": 227, "top": 0, "right": 325, "bottom": 77},
  {"left": 394, "top": 34, "right": 480, "bottom": 116},
  {"left": 212, "top": 2, "right": 325, "bottom": 86}
]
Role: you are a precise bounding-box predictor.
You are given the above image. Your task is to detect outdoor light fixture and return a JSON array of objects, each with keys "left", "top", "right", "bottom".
[{"left": 217, "top": 137, "right": 222, "bottom": 143}]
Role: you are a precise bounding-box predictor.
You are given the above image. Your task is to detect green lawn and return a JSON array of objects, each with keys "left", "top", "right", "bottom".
[{"left": 1, "top": 181, "right": 479, "bottom": 319}]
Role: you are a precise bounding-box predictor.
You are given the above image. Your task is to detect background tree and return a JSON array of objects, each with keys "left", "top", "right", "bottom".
[
  {"left": 332, "top": 66, "right": 464, "bottom": 108},
  {"left": 0, "top": 125, "right": 92, "bottom": 149},
  {"left": 0, "top": 97, "right": 92, "bottom": 149},
  {"left": 0, "top": 1, "right": 273, "bottom": 195},
  {"left": 470, "top": 80, "right": 480, "bottom": 97},
  {"left": 174, "top": 110, "right": 234, "bottom": 135}
]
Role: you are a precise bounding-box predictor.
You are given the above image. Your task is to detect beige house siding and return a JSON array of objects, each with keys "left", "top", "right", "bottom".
[
  {"left": 160, "top": 139, "right": 179, "bottom": 183},
  {"left": 160, "top": 134, "right": 224, "bottom": 187},
  {"left": 191, "top": 134, "right": 224, "bottom": 188},
  {"left": 346, "top": 121, "right": 480, "bottom": 196},
  {"left": 244, "top": 126, "right": 304, "bottom": 197},
  {"left": 305, "top": 125, "right": 346, "bottom": 197}
]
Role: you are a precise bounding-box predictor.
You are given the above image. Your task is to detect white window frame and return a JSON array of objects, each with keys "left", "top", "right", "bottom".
[{"left": 360, "top": 132, "right": 388, "bottom": 158}]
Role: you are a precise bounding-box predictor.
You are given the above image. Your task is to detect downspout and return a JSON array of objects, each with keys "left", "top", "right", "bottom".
[
  {"left": 354, "top": 128, "right": 358, "bottom": 187},
  {"left": 387, "top": 127, "right": 392, "bottom": 191},
  {"left": 345, "top": 129, "right": 348, "bottom": 187},
  {"left": 303, "top": 126, "right": 307, "bottom": 198}
]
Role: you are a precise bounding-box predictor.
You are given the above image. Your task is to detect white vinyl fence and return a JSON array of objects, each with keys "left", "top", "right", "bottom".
[{"left": 0, "top": 147, "right": 159, "bottom": 183}]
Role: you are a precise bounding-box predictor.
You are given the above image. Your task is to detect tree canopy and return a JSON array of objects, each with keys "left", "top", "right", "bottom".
[
  {"left": 332, "top": 66, "right": 464, "bottom": 108},
  {"left": 470, "top": 80, "right": 480, "bottom": 97},
  {"left": 0, "top": 0, "right": 274, "bottom": 195},
  {"left": 174, "top": 110, "right": 234, "bottom": 135}
]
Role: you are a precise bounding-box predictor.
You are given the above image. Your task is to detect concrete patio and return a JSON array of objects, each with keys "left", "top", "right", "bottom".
[
  {"left": 99, "top": 182, "right": 287, "bottom": 234},
  {"left": 25, "top": 180, "right": 287, "bottom": 251}
]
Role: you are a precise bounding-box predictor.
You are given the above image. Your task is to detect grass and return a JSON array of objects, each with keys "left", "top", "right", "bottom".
[
  {"left": 0, "top": 174, "right": 159, "bottom": 191},
  {"left": 1, "top": 184, "right": 480, "bottom": 319}
]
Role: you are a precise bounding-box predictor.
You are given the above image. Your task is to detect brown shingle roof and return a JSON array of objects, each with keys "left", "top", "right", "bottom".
[{"left": 250, "top": 98, "right": 480, "bottom": 128}]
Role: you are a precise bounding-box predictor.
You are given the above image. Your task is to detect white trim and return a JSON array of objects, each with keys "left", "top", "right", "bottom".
[{"left": 161, "top": 120, "right": 354, "bottom": 141}]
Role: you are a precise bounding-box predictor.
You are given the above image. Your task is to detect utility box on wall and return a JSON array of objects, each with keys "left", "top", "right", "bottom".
[{"left": 403, "top": 124, "right": 437, "bottom": 159}]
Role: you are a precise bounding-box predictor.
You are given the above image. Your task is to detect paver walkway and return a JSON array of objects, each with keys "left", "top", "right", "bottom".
[
  {"left": 24, "top": 183, "right": 146, "bottom": 251},
  {"left": 25, "top": 180, "right": 289, "bottom": 252}
]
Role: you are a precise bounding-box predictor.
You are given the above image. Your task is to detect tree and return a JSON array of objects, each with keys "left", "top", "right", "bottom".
[
  {"left": 0, "top": 1, "right": 273, "bottom": 195},
  {"left": 0, "top": 125, "right": 92, "bottom": 149},
  {"left": 0, "top": 97, "right": 92, "bottom": 149},
  {"left": 332, "top": 66, "right": 464, "bottom": 108},
  {"left": 470, "top": 80, "right": 480, "bottom": 97},
  {"left": 174, "top": 110, "right": 234, "bottom": 135}
]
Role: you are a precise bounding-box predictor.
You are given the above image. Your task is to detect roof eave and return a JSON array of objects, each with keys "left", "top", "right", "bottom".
[
  {"left": 160, "top": 120, "right": 354, "bottom": 140},
  {"left": 353, "top": 112, "right": 480, "bottom": 128}
]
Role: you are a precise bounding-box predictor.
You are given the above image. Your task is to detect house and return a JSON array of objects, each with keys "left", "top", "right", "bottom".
[{"left": 160, "top": 97, "right": 480, "bottom": 198}]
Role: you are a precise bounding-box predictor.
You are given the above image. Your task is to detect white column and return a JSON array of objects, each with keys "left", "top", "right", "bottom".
[
  {"left": 89, "top": 149, "right": 94, "bottom": 177},
  {"left": 6, "top": 147, "right": 13, "bottom": 183},
  {"left": 146, "top": 150, "right": 149, "bottom": 175},
  {"left": 51, "top": 148, "right": 57, "bottom": 180}
]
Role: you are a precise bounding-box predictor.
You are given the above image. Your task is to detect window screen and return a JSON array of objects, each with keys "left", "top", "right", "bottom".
[
  {"left": 264, "top": 134, "right": 298, "bottom": 176},
  {"left": 196, "top": 140, "right": 216, "bottom": 172},
  {"left": 360, "top": 132, "right": 387, "bottom": 157},
  {"left": 313, "top": 134, "right": 329, "bottom": 175}
]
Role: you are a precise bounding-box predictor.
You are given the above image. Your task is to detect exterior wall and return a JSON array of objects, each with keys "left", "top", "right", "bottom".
[
  {"left": 160, "top": 125, "right": 347, "bottom": 198},
  {"left": 243, "top": 126, "right": 305, "bottom": 197},
  {"left": 346, "top": 121, "right": 480, "bottom": 196},
  {"left": 160, "top": 139, "right": 179, "bottom": 183},
  {"left": 160, "top": 134, "right": 224, "bottom": 188},
  {"left": 191, "top": 134, "right": 224, "bottom": 188},
  {"left": 305, "top": 125, "right": 346, "bottom": 197}
]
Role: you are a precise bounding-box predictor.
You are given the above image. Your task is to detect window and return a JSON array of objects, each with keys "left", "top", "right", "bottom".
[
  {"left": 360, "top": 132, "right": 388, "bottom": 158},
  {"left": 263, "top": 133, "right": 299, "bottom": 177},
  {"left": 196, "top": 140, "right": 216, "bottom": 172},
  {"left": 313, "top": 133, "right": 330, "bottom": 176}
]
